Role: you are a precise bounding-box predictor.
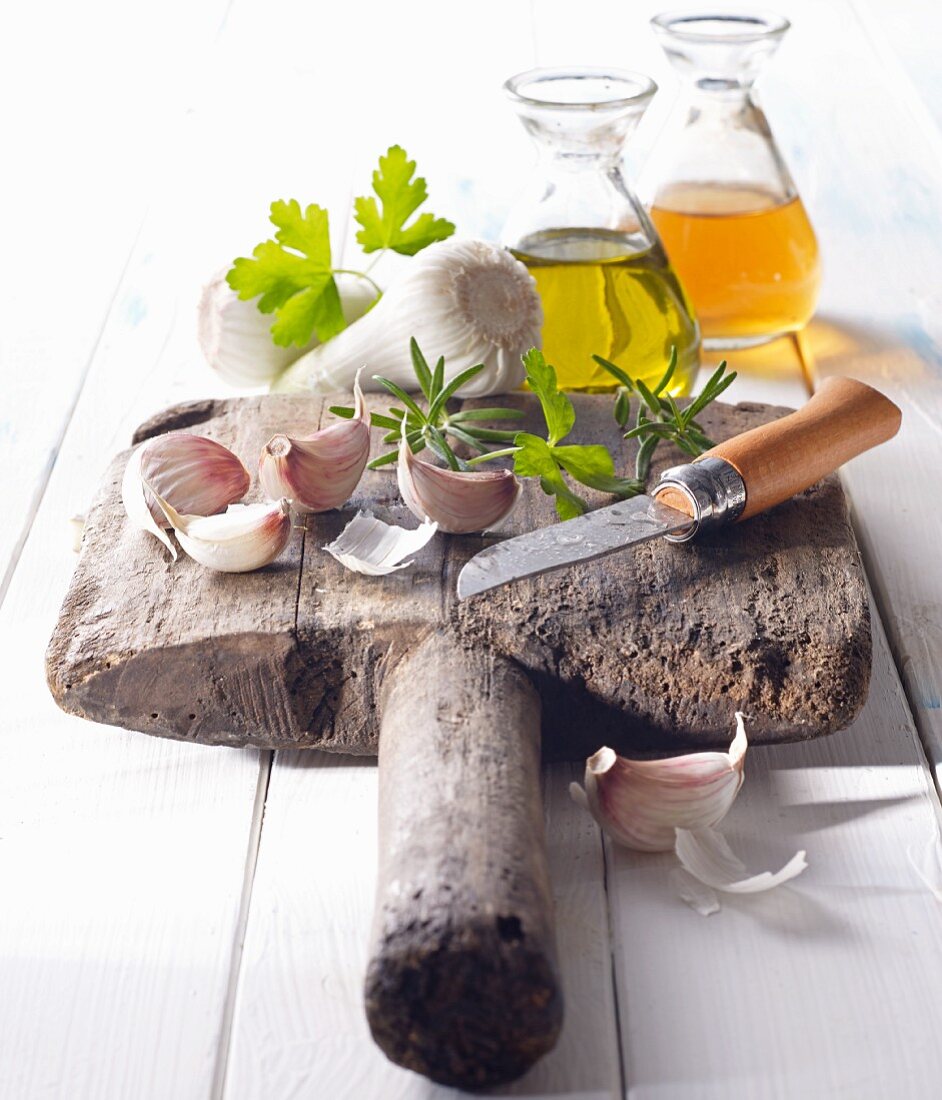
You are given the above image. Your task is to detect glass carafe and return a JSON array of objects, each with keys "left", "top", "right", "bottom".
[
  {"left": 502, "top": 67, "right": 700, "bottom": 392},
  {"left": 644, "top": 10, "right": 821, "bottom": 349}
]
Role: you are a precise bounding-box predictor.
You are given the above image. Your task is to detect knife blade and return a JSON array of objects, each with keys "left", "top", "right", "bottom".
[
  {"left": 456, "top": 496, "right": 693, "bottom": 599},
  {"left": 456, "top": 376, "right": 902, "bottom": 600}
]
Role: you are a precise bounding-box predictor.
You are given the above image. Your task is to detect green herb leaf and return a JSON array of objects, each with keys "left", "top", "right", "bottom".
[
  {"left": 512, "top": 433, "right": 588, "bottom": 519},
  {"left": 551, "top": 445, "right": 643, "bottom": 497},
  {"left": 522, "top": 348, "right": 575, "bottom": 445},
  {"left": 353, "top": 145, "right": 455, "bottom": 256},
  {"left": 227, "top": 201, "right": 346, "bottom": 347}
]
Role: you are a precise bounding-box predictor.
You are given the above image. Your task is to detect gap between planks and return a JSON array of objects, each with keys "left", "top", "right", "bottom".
[{"left": 211, "top": 750, "right": 276, "bottom": 1100}]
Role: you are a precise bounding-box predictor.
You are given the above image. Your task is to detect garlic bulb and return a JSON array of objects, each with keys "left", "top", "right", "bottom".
[
  {"left": 272, "top": 239, "right": 543, "bottom": 397},
  {"left": 398, "top": 433, "right": 520, "bottom": 534},
  {"left": 258, "top": 371, "right": 371, "bottom": 513},
  {"left": 324, "top": 509, "right": 438, "bottom": 575},
  {"left": 122, "top": 434, "right": 250, "bottom": 560},
  {"left": 572, "top": 716, "right": 747, "bottom": 853},
  {"left": 149, "top": 491, "right": 293, "bottom": 573},
  {"left": 198, "top": 270, "right": 376, "bottom": 388}
]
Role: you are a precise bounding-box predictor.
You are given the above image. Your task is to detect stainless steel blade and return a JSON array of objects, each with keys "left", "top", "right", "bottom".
[{"left": 456, "top": 496, "right": 694, "bottom": 599}]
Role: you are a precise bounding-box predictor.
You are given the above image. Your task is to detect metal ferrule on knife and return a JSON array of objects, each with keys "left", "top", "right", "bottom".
[{"left": 652, "top": 457, "right": 747, "bottom": 543}]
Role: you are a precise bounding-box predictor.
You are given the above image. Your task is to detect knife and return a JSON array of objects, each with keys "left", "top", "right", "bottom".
[{"left": 457, "top": 376, "right": 901, "bottom": 600}]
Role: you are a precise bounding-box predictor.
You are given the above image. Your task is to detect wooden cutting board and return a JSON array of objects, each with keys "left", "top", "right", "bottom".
[{"left": 47, "top": 391, "right": 871, "bottom": 759}]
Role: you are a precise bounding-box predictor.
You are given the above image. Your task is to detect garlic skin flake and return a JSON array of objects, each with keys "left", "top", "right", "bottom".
[
  {"left": 150, "top": 492, "right": 292, "bottom": 573},
  {"left": 198, "top": 270, "right": 375, "bottom": 388},
  {"left": 324, "top": 509, "right": 437, "bottom": 576},
  {"left": 122, "top": 434, "right": 251, "bottom": 560},
  {"left": 259, "top": 372, "right": 370, "bottom": 513},
  {"left": 675, "top": 828, "right": 807, "bottom": 894},
  {"left": 571, "top": 715, "right": 747, "bottom": 853},
  {"left": 398, "top": 434, "right": 521, "bottom": 535},
  {"left": 272, "top": 239, "right": 543, "bottom": 397}
]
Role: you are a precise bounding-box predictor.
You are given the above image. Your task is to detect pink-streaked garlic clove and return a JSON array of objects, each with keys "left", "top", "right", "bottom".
[
  {"left": 258, "top": 371, "right": 371, "bottom": 514},
  {"left": 148, "top": 490, "right": 293, "bottom": 574},
  {"left": 122, "top": 433, "right": 251, "bottom": 559},
  {"left": 397, "top": 434, "right": 521, "bottom": 535},
  {"left": 570, "top": 713, "right": 748, "bottom": 852}
]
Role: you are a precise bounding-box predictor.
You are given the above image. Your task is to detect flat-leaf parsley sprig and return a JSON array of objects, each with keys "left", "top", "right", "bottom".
[
  {"left": 471, "top": 350, "right": 642, "bottom": 520},
  {"left": 227, "top": 146, "right": 454, "bottom": 349}
]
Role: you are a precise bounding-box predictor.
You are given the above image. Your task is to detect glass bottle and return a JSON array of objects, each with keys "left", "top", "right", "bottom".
[
  {"left": 502, "top": 67, "right": 700, "bottom": 393},
  {"left": 645, "top": 10, "right": 821, "bottom": 349}
]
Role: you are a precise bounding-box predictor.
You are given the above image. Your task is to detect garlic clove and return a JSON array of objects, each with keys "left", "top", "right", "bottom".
[
  {"left": 323, "top": 509, "right": 437, "bottom": 575},
  {"left": 149, "top": 490, "right": 293, "bottom": 573},
  {"left": 675, "top": 827, "right": 807, "bottom": 894},
  {"left": 259, "top": 370, "right": 371, "bottom": 514},
  {"left": 397, "top": 432, "right": 521, "bottom": 535},
  {"left": 198, "top": 270, "right": 376, "bottom": 388},
  {"left": 272, "top": 239, "right": 543, "bottom": 397},
  {"left": 122, "top": 433, "right": 251, "bottom": 560},
  {"left": 570, "top": 714, "right": 748, "bottom": 852}
]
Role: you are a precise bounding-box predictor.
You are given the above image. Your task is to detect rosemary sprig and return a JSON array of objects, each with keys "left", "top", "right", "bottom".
[
  {"left": 592, "top": 349, "right": 737, "bottom": 481},
  {"left": 330, "top": 337, "right": 524, "bottom": 469}
]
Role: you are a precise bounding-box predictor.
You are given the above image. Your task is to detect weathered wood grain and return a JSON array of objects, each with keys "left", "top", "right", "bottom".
[
  {"left": 365, "top": 631, "right": 561, "bottom": 1088},
  {"left": 47, "top": 391, "right": 871, "bottom": 757}
]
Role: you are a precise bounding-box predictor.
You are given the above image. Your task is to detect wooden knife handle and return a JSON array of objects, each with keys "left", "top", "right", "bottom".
[
  {"left": 364, "top": 631, "right": 562, "bottom": 1089},
  {"left": 704, "top": 375, "right": 901, "bottom": 521}
]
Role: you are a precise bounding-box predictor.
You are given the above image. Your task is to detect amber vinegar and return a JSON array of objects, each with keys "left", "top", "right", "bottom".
[
  {"left": 650, "top": 183, "right": 820, "bottom": 347},
  {"left": 513, "top": 228, "right": 701, "bottom": 392}
]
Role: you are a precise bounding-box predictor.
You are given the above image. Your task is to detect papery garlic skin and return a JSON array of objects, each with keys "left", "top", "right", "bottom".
[
  {"left": 324, "top": 509, "right": 438, "bottom": 576},
  {"left": 258, "top": 372, "right": 370, "bottom": 514},
  {"left": 122, "top": 434, "right": 251, "bottom": 560},
  {"left": 674, "top": 828, "right": 807, "bottom": 894},
  {"left": 198, "top": 270, "right": 376, "bottom": 388},
  {"left": 272, "top": 239, "right": 543, "bottom": 397},
  {"left": 571, "top": 714, "right": 748, "bottom": 852},
  {"left": 397, "top": 433, "right": 521, "bottom": 535},
  {"left": 150, "top": 493, "right": 293, "bottom": 573}
]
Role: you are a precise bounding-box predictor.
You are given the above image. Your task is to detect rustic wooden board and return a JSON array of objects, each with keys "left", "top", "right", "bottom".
[{"left": 47, "top": 391, "right": 870, "bottom": 758}]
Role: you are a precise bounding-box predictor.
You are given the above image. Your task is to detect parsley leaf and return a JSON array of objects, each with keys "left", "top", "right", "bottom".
[
  {"left": 512, "top": 434, "right": 588, "bottom": 521},
  {"left": 354, "top": 145, "right": 455, "bottom": 256},
  {"left": 522, "top": 348, "right": 575, "bottom": 444},
  {"left": 227, "top": 200, "right": 345, "bottom": 348},
  {"left": 511, "top": 349, "right": 641, "bottom": 519}
]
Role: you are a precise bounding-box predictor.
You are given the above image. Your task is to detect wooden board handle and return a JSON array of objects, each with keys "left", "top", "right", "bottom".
[
  {"left": 704, "top": 376, "right": 901, "bottom": 521},
  {"left": 364, "top": 632, "right": 562, "bottom": 1089}
]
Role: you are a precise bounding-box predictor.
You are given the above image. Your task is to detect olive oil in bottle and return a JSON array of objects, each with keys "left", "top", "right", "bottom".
[{"left": 513, "top": 228, "right": 701, "bottom": 392}]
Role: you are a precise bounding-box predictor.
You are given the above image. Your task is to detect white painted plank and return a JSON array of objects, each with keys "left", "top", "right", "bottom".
[
  {"left": 0, "top": 4, "right": 361, "bottom": 1096},
  {"left": 0, "top": 0, "right": 233, "bottom": 605},
  {"left": 225, "top": 753, "right": 622, "bottom": 1100},
  {"left": 609, "top": 603, "right": 942, "bottom": 1100},
  {"left": 765, "top": 1, "right": 942, "bottom": 784}
]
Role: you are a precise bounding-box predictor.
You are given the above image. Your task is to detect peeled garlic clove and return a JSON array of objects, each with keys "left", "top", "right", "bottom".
[
  {"left": 397, "top": 433, "right": 520, "bottom": 535},
  {"left": 198, "top": 270, "right": 375, "bottom": 388},
  {"left": 323, "top": 509, "right": 437, "bottom": 575},
  {"left": 149, "top": 491, "right": 292, "bottom": 573},
  {"left": 259, "top": 371, "right": 371, "bottom": 514},
  {"left": 675, "top": 827, "right": 807, "bottom": 894},
  {"left": 273, "top": 239, "right": 543, "bottom": 397},
  {"left": 570, "top": 713, "right": 748, "bottom": 852}
]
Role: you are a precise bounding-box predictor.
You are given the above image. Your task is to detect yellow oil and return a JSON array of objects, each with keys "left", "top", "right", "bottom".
[{"left": 512, "top": 228, "right": 701, "bottom": 392}]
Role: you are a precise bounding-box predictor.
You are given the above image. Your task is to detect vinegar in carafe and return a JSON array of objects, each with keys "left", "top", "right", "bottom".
[
  {"left": 651, "top": 183, "right": 820, "bottom": 345},
  {"left": 513, "top": 228, "right": 700, "bottom": 392}
]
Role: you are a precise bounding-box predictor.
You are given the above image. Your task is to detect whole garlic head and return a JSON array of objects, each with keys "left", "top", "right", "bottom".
[{"left": 272, "top": 239, "right": 543, "bottom": 397}]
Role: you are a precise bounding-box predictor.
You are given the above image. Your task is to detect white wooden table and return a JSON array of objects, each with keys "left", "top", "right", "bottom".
[{"left": 2, "top": 2, "right": 942, "bottom": 1096}]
